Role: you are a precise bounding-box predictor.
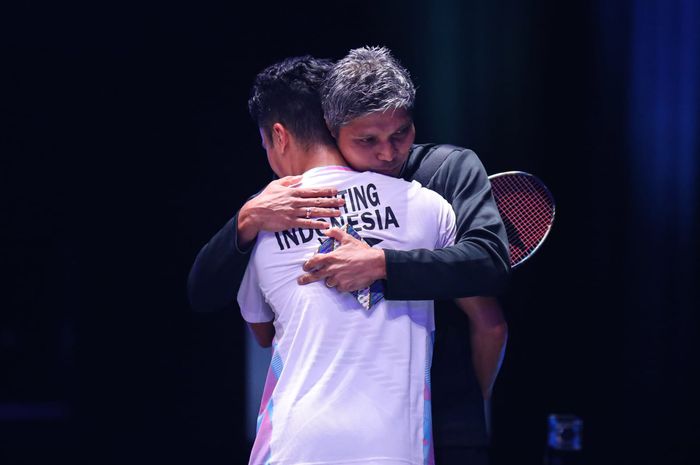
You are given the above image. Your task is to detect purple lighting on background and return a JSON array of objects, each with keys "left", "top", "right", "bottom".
[{"left": 629, "top": 0, "right": 698, "bottom": 239}]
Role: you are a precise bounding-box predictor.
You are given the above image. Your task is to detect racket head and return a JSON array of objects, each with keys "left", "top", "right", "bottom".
[{"left": 488, "top": 171, "right": 556, "bottom": 268}]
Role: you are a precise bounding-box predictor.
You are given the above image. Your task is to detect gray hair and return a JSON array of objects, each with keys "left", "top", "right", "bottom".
[{"left": 321, "top": 46, "right": 416, "bottom": 135}]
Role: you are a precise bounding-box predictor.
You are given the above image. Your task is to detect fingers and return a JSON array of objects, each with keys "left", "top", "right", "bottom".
[
  {"left": 313, "top": 197, "right": 345, "bottom": 208},
  {"left": 296, "top": 187, "right": 339, "bottom": 198},
  {"left": 291, "top": 196, "right": 344, "bottom": 210},
  {"left": 297, "top": 271, "right": 364, "bottom": 293},
  {"left": 276, "top": 181, "right": 344, "bottom": 208},
  {"left": 322, "top": 227, "right": 355, "bottom": 244},
  {"left": 297, "top": 207, "right": 342, "bottom": 218},
  {"left": 297, "top": 271, "right": 326, "bottom": 285},
  {"left": 303, "top": 252, "right": 330, "bottom": 272},
  {"left": 293, "top": 219, "right": 332, "bottom": 230}
]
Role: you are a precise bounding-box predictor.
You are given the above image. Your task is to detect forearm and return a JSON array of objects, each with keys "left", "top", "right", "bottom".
[
  {"left": 455, "top": 296, "right": 508, "bottom": 400},
  {"left": 384, "top": 233, "right": 509, "bottom": 300},
  {"left": 248, "top": 322, "right": 275, "bottom": 348},
  {"left": 190, "top": 176, "right": 346, "bottom": 310},
  {"left": 236, "top": 198, "right": 263, "bottom": 250},
  {"left": 470, "top": 321, "right": 508, "bottom": 400},
  {"left": 187, "top": 213, "right": 253, "bottom": 312}
]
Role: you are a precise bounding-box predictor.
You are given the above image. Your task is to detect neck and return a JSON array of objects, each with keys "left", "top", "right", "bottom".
[{"left": 293, "top": 143, "right": 348, "bottom": 175}]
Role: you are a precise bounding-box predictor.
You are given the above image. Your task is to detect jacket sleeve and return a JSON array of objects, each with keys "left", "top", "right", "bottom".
[
  {"left": 187, "top": 212, "right": 254, "bottom": 312},
  {"left": 383, "top": 149, "right": 510, "bottom": 300}
]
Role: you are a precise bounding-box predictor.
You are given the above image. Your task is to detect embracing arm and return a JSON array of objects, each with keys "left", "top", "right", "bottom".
[
  {"left": 187, "top": 176, "right": 343, "bottom": 312},
  {"left": 298, "top": 148, "right": 509, "bottom": 296},
  {"left": 187, "top": 213, "right": 252, "bottom": 312},
  {"left": 384, "top": 148, "right": 510, "bottom": 300}
]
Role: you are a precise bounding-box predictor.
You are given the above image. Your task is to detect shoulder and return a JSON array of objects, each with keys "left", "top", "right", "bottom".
[
  {"left": 416, "top": 182, "right": 453, "bottom": 210},
  {"left": 403, "top": 144, "right": 485, "bottom": 194},
  {"left": 439, "top": 146, "right": 485, "bottom": 178},
  {"left": 363, "top": 170, "right": 412, "bottom": 188},
  {"left": 409, "top": 143, "right": 476, "bottom": 161},
  {"left": 359, "top": 171, "right": 440, "bottom": 209},
  {"left": 300, "top": 166, "right": 356, "bottom": 186},
  {"left": 405, "top": 144, "right": 481, "bottom": 179}
]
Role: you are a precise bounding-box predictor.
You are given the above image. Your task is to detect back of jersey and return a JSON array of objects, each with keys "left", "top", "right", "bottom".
[{"left": 239, "top": 166, "right": 455, "bottom": 465}]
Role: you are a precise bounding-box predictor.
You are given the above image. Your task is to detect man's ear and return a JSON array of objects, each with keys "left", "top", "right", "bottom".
[
  {"left": 271, "top": 123, "right": 290, "bottom": 151},
  {"left": 324, "top": 119, "right": 338, "bottom": 140}
]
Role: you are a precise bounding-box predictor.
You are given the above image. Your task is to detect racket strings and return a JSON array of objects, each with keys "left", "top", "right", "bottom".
[{"left": 491, "top": 174, "right": 555, "bottom": 267}]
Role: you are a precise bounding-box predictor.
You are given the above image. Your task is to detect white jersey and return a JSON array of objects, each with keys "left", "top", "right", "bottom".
[{"left": 238, "top": 166, "right": 456, "bottom": 465}]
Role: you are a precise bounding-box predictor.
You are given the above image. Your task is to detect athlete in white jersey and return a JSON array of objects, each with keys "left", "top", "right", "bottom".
[
  {"left": 235, "top": 56, "right": 455, "bottom": 465},
  {"left": 239, "top": 166, "right": 455, "bottom": 465}
]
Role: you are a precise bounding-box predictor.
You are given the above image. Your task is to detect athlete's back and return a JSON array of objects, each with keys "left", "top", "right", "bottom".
[{"left": 239, "top": 165, "right": 456, "bottom": 465}]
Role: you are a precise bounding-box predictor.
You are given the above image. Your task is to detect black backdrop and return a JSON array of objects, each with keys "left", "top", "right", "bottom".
[{"left": 2, "top": 1, "right": 698, "bottom": 464}]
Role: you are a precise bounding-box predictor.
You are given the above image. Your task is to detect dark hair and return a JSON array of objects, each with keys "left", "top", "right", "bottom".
[
  {"left": 248, "top": 56, "right": 336, "bottom": 148},
  {"left": 322, "top": 46, "right": 415, "bottom": 136}
]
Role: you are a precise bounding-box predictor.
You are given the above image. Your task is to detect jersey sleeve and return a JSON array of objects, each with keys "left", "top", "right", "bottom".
[{"left": 237, "top": 257, "right": 275, "bottom": 324}]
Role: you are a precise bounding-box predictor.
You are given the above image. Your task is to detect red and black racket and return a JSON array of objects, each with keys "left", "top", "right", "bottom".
[{"left": 488, "top": 171, "right": 556, "bottom": 268}]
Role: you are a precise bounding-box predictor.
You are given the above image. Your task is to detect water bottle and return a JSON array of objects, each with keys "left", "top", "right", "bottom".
[{"left": 543, "top": 414, "right": 583, "bottom": 465}]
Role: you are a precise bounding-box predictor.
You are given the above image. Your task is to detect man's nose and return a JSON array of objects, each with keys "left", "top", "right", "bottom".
[{"left": 376, "top": 141, "right": 396, "bottom": 161}]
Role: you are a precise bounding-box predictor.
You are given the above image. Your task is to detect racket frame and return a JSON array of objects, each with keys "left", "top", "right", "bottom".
[{"left": 488, "top": 171, "right": 556, "bottom": 269}]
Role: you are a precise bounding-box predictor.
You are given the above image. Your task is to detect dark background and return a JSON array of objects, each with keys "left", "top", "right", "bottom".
[{"left": 2, "top": 1, "right": 698, "bottom": 464}]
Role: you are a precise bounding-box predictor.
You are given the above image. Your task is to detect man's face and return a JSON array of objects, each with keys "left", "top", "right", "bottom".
[{"left": 335, "top": 108, "right": 415, "bottom": 177}]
